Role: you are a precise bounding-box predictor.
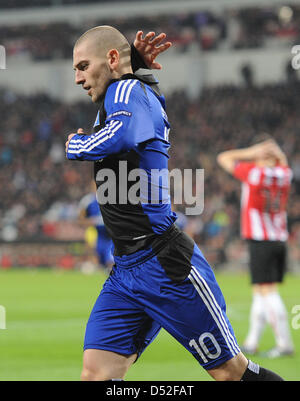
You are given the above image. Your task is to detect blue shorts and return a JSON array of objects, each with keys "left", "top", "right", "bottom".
[
  {"left": 84, "top": 229, "right": 240, "bottom": 370},
  {"left": 96, "top": 234, "right": 114, "bottom": 266}
]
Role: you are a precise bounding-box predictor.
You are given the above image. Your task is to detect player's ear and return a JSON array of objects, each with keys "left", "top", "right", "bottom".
[{"left": 106, "top": 49, "right": 120, "bottom": 72}]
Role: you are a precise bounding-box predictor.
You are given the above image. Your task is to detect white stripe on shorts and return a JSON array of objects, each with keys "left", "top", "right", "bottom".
[{"left": 188, "top": 266, "right": 240, "bottom": 358}]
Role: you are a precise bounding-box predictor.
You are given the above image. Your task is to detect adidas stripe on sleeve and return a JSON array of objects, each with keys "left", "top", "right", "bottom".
[{"left": 67, "top": 79, "right": 155, "bottom": 161}]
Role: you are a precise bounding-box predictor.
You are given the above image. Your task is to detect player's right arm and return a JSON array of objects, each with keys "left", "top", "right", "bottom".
[
  {"left": 217, "top": 140, "right": 287, "bottom": 174},
  {"left": 267, "top": 141, "right": 288, "bottom": 166},
  {"left": 66, "top": 80, "right": 155, "bottom": 161},
  {"left": 217, "top": 146, "right": 260, "bottom": 175}
]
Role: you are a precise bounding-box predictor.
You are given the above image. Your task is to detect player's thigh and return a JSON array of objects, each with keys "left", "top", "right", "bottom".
[
  {"left": 142, "top": 236, "right": 241, "bottom": 370},
  {"left": 163, "top": 264, "right": 240, "bottom": 370},
  {"left": 274, "top": 240, "right": 287, "bottom": 282},
  {"left": 82, "top": 349, "right": 137, "bottom": 381},
  {"left": 206, "top": 352, "right": 248, "bottom": 381},
  {"left": 84, "top": 274, "right": 161, "bottom": 367}
]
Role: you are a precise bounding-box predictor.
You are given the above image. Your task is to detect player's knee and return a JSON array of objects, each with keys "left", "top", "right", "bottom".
[
  {"left": 81, "top": 358, "right": 116, "bottom": 381},
  {"left": 81, "top": 366, "right": 104, "bottom": 381},
  {"left": 81, "top": 349, "right": 133, "bottom": 381},
  {"left": 209, "top": 368, "right": 241, "bottom": 381},
  {"left": 81, "top": 367, "right": 98, "bottom": 381},
  {"left": 254, "top": 283, "right": 277, "bottom": 296},
  {"left": 81, "top": 365, "right": 118, "bottom": 381},
  {"left": 207, "top": 353, "right": 248, "bottom": 381}
]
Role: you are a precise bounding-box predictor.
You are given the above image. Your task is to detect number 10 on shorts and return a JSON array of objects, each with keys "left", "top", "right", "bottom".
[{"left": 189, "top": 332, "right": 221, "bottom": 363}]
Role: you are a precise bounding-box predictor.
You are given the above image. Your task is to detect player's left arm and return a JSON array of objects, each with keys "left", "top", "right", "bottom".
[
  {"left": 131, "top": 31, "right": 172, "bottom": 97},
  {"left": 132, "top": 31, "right": 172, "bottom": 71}
]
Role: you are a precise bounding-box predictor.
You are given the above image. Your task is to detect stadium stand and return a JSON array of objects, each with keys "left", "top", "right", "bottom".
[
  {"left": 0, "top": 0, "right": 299, "bottom": 270},
  {"left": 0, "top": 0, "right": 133, "bottom": 8},
  {"left": 1, "top": 6, "right": 300, "bottom": 61},
  {"left": 0, "top": 82, "right": 299, "bottom": 268}
]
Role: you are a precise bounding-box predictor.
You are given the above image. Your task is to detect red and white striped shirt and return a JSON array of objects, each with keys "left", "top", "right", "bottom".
[{"left": 233, "top": 162, "right": 292, "bottom": 242}]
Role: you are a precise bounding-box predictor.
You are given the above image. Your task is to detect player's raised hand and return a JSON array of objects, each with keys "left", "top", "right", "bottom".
[
  {"left": 252, "top": 140, "right": 283, "bottom": 162},
  {"left": 65, "top": 128, "right": 84, "bottom": 153},
  {"left": 262, "top": 140, "right": 288, "bottom": 165},
  {"left": 134, "top": 31, "right": 172, "bottom": 70}
]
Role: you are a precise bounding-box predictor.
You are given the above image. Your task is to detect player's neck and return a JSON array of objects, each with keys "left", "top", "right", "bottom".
[{"left": 111, "top": 66, "right": 133, "bottom": 80}]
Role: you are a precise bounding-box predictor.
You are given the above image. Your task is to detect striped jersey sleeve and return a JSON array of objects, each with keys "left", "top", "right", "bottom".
[
  {"left": 67, "top": 79, "right": 155, "bottom": 161},
  {"left": 233, "top": 162, "right": 255, "bottom": 182}
]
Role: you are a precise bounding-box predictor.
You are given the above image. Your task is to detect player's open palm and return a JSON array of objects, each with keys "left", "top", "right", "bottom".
[{"left": 134, "top": 31, "right": 172, "bottom": 70}]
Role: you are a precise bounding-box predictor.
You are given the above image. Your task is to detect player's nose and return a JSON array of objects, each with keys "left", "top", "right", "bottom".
[{"left": 75, "top": 70, "right": 85, "bottom": 85}]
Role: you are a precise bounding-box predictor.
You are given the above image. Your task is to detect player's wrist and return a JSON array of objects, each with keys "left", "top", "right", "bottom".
[{"left": 130, "top": 43, "right": 149, "bottom": 73}]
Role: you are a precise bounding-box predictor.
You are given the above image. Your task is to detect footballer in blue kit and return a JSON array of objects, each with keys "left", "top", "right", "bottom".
[
  {"left": 66, "top": 26, "right": 284, "bottom": 381},
  {"left": 78, "top": 191, "right": 114, "bottom": 270}
]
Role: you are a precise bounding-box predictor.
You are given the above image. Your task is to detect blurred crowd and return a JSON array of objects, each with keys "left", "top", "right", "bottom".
[
  {"left": 0, "top": 80, "right": 300, "bottom": 268},
  {"left": 0, "top": 0, "right": 131, "bottom": 8},
  {"left": 167, "top": 83, "right": 300, "bottom": 267},
  {"left": 2, "top": 5, "right": 300, "bottom": 61}
]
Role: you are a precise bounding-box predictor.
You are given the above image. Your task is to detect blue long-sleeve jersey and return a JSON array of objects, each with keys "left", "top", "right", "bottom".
[{"left": 67, "top": 74, "right": 177, "bottom": 255}]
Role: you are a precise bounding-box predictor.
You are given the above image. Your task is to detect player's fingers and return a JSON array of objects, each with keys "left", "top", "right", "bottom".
[
  {"left": 151, "top": 62, "right": 162, "bottom": 70},
  {"left": 134, "top": 31, "right": 144, "bottom": 46},
  {"left": 149, "top": 43, "right": 172, "bottom": 60},
  {"left": 263, "top": 143, "right": 277, "bottom": 154},
  {"left": 136, "top": 30, "right": 144, "bottom": 40},
  {"left": 156, "top": 42, "right": 172, "bottom": 51},
  {"left": 65, "top": 133, "right": 76, "bottom": 151},
  {"left": 77, "top": 128, "right": 84, "bottom": 134},
  {"left": 144, "top": 32, "right": 156, "bottom": 42},
  {"left": 149, "top": 33, "right": 166, "bottom": 45},
  {"left": 149, "top": 43, "right": 172, "bottom": 59}
]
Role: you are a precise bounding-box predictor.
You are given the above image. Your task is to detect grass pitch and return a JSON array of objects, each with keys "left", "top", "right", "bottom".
[{"left": 0, "top": 268, "right": 299, "bottom": 381}]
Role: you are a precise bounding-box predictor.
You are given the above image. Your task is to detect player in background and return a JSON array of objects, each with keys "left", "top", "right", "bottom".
[
  {"left": 172, "top": 201, "right": 198, "bottom": 240},
  {"left": 78, "top": 181, "right": 114, "bottom": 273},
  {"left": 217, "top": 134, "right": 294, "bottom": 358}
]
